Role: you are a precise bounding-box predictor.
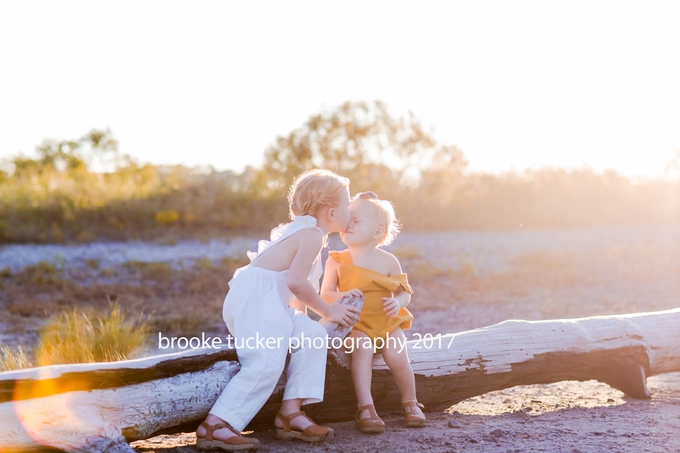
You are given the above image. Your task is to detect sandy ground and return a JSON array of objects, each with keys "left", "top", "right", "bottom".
[{"left": 131, "top": 374, "right": 680, "bottom": 453}]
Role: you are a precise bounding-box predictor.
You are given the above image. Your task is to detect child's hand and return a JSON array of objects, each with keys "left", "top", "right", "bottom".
[
  {"left": 382, "top": 297, "right": 402, "bottom": 318},
  {"left": 328, "top": 300, "right": 362, "bottom": 328},
  {"left": 343, "top": 288, "right": 363, "bottom": 299}
]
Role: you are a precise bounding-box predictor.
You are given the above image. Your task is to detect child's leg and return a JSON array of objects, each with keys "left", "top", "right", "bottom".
[
  {"left": 381, "top": 328, "right": 424, "bottom": 417},
  {"left": 283, "top": 310, "right": 328, "bottom": 404},
  {"left": 274, "top": 310, "right": 331, "bottom": 434},
  {"left": 206, "top": 281, "right": 294, "bottom": 435},
  {"left": 350, "top": 329, "right": 376, "bottom": 417}
]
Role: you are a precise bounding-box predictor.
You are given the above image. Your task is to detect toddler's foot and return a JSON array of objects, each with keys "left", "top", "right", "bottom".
[
  {"left": 402, "top": 400, "right": 426, "bottom": 427},
  {"left": 196, "top": 414, "right": 260, "bottom": 451},
  {"left": 355, "top": 404, "right": 385, "bottom": 433}
]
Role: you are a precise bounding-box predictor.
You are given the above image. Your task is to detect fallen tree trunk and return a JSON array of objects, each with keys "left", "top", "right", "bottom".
[{"left": 1, "top": 308, "right": 679, "bottom": 452}]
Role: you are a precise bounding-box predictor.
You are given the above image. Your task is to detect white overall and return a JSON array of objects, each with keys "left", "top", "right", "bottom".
[{"left": 209, "top": 215, "right": 327, "bottom": 431}]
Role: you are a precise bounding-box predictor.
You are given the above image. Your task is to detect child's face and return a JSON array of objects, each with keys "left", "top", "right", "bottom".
[
  {"left": 340, "top": 200, "right": 383, "bottom": 247},
  {"left": 331, "top": 188, "right": 352, "bottom": 233}
]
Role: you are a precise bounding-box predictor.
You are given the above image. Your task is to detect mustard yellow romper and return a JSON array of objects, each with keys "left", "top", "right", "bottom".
[{"left": 329, "top": 250, "right": 414, "bottom": 340}]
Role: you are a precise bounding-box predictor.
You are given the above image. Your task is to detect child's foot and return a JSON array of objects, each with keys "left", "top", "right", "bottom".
[
  {"left": 355, "top": 404, "right": 385, "bottom": 433},
  {"left": 196, "top": 414, "right": 260, "bottom": 451},
  {"left": 402, "top": 400, "right": 426, "bottom": 427},
  {"left": 274, "top": 410, "right": 334, "bottom": 442}
]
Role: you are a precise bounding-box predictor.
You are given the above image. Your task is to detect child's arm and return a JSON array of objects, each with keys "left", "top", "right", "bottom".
[
  {"left": 383, "top": 287, "right": 411, "bottom": 318},
  {"left": 382, "top": 254, "right": 412, "bottom": 318},
  {"left": 320, "top": 253, "right": 362, "bottom": 303},
  {"left": 289, "top": 298, "right": 306, "bottom": 313},
  {"left": 288, "top": 229, "right": 361, "bottom": 327}
]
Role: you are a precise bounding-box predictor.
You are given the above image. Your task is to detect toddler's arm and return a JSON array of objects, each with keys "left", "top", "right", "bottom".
[
  {"left": 320, "top": 253, "right": 362, "bottom": 303},
  {"left": 382, "top": 287, "right": 411, "bottom": 318},
  {"left": 382, "top": 253, "right": 412, "bottom": 318}
]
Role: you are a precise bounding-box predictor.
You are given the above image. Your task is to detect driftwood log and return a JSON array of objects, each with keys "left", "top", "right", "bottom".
[{"left": 1, "top": 307, "right": 679, "bottom": 452}]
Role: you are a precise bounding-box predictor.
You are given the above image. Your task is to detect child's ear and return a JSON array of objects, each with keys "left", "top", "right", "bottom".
[
  {"left": 326, "top": 207, "right": 335, "bottom": 221},
  {"left": 373, "top": 226, "right": 385, "bottom": 240}
]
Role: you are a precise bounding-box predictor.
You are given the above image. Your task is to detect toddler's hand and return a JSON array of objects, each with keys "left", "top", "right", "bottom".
[
  {"left": 382, "top": 297, "right": 401, "bottom": 318},
  {"left": 343, "top": 288, "right": 363, "bottom": 299}
]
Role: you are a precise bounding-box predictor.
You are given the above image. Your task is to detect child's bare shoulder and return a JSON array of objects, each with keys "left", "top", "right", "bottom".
[
  {"left": 290, "top": 227, "right": 324, "bottom": 251},
  {"left": 376, "top": 249, "right": 403, "bottom": 274},
  {"left": 270, "top": 227, "right": 324, "bottom": 256},
  {"left": 292, "top": 226, "right": 324, "bottom": 241},
  {"left": 375, "top": 248, "right": 398, "bottom": 261}
]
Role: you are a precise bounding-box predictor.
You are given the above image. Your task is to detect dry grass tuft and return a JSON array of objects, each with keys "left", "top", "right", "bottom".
[
  {"left": 0, "top": 345, "right": 33, "bottom": 372},
  {"left": 33, "top": 302, "right": 149, "bottom": 367},
  {"left": 0, "top": 303, "right": 149, "bottom": 370}
]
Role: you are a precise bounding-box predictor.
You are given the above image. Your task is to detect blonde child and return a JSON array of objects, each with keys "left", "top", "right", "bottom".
[
  {"left": 196, "top": 169, "right": 362, "bottom": 451},
  {"left": 321, "top": 191, "right": 425, "bottom": 434}
]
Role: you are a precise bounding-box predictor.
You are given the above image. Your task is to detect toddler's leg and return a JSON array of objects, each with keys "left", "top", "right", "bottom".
[
  {"left": 350, "top": 329, "right": 375, "bottom": 409},
  {"left": 381, "top": 328, "right": 417, "bottom": 401},
  {"left": 350, "top": 329, "right": 385, "bottom": 433},
  {"left": 382, "top": 328, "right": 425, "bottom": 425}
]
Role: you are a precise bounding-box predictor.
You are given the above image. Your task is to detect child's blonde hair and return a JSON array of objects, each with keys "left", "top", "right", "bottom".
[
  {"left": 353, "top": 191, "right": 402, "bottom": 246},
  {"left": 287, "top": 169, "right": 350, "bottom": 220}
]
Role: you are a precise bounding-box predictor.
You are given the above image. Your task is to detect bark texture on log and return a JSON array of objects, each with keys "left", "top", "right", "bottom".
[{"left": 1, "top": 308, "right": 678, "bottom": 452}]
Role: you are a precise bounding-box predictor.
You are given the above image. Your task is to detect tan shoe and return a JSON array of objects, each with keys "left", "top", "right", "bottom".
[
  {"left": 355, "top": 404, "right": 385, "bottom": 433},
  {"left": 275, "top": 410, "right": 334, "bottom": 442},
  {"left": 402, "top": 400, "right": 426, "bottom": 427},
  {"left": 195, "top": 420, "right": 260, "bottom": 451}
]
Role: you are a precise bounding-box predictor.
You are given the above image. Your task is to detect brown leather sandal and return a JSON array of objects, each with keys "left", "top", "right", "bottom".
[
  {"left": 275, "top": 410, "right": 334, "bottom": 442},
  {"left": 402, "top": 400, "right": 426, "bottom": 427},
  {"left": 195, "top": 420, "right": 260, "bottom": 451},
  {"left": 355, "top": 404, "right": 385, "bottom": 433}
]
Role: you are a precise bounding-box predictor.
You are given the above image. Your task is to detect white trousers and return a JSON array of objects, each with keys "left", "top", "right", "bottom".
[{"left": 209, "top": 267, "right": 328, "bottom": 431}]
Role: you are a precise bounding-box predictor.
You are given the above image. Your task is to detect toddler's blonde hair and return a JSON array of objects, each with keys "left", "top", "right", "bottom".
[
  {"left": 288, "top": 169, "right": 350, "bottom": 220},
  {"left": 353, "top": 192, "right": 402, "bottom": 246}
]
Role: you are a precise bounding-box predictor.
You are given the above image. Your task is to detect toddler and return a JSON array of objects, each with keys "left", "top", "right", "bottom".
[{"left": 321, "top": 191, "right": 425, "bottom": 434}]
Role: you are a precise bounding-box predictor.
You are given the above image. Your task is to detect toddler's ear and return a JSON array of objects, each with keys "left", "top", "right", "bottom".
[{"left": 374, "top": 225, "right": 385, "bottom": 240}]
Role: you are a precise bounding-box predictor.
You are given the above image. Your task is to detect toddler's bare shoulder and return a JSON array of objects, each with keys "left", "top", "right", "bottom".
[{"left": 377, "top": 249, "right": 402, "bottom": 270}]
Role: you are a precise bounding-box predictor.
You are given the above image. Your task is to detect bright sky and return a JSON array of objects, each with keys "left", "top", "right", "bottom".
[{"left": 1, "top": 0, "right": 679, "bottom": 178}]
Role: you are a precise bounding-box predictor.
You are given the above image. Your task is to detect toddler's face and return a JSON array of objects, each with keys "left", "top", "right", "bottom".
[{"left": 340, "top": 200, "right": 382, "bottom": 247}]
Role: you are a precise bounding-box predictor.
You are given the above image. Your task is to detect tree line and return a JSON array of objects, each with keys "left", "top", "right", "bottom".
[{"left": 1, "top": 101, "right": 678, "bottom": 244}]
